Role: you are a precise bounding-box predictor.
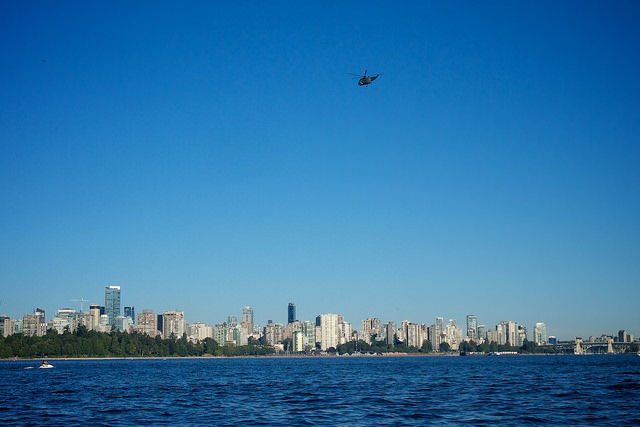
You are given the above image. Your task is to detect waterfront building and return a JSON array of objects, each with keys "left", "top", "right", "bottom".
[
  {"left": 288, "top": 302, "right": 296, "bottom": 324},
  {"left": 213, "top": 323, "right": 227, "bottom": 345},
  {"left": 233, "top": 325, "right": 249, "bottom": 346},
  {"left": 98, "top": 314, "right": 110, "bottom": 332},
  {"left": 445, "top": 319, "right": 463, "bottom": 350},
  {"left": 188, "top": 322, "right": 213, "bottom": 341},
  {"left": 264, "top": 321, "right": 284, "bottom": 346},
  {"left": 301, "top": 320, "right": 316, "bottom": 351},
  {"left": 431, "top": 317, "right": 445, "bottom": 351},
  {"left": 385, "top": 322, "right": 396, "bottom": 346},
  {"left": 403, "top": 321, "right": 422, "bottom": 348},
  {"left": 0, "top": 315, "right": 11, "bottom": 338},
  {"left": 105, "top": 286, "right": 121, "bottom": 327},
  {"left": 517, "top": 325, "right": 527, "bottom": 346},
  {"left": 466, "top": 315, "right": 478, "bottom": 341},
  {"left": 284, "top": 320, "right": 303, "bottom": 340},
  {"left": 89, "top": 304, "right": 101, "bottom": 330},
  {"left": 506, "top": 321, "right": 519, "bottom": 346},
  {"left": 115, "top": 315, "right": 132, "bottom": 332},
  {"left": 242, "top": 306, "right": 254, "bottom": 331},
  {"left": 618, "top": 330, "right": 633, "bottom": 343},
  {"left": 22, "top": 309, "right": 46, "bottom": 337},
  {"left": 361, "top": 318, "right": 382, "bottom": 343},
  {"left": 534, "top": 322, "right": 548, "bottom": 345},
  {"left": 316, "top": 313, "right": 341, "bottom": 351},
  {"left": 227, "top": 315, "right": 238, "bottom": 329},
  {"left": 52, "top": 308, "right": 77, "bottom": 333},
  {"left": 292, "top": 330, "right": 304, "bottom": 352},
  {"left": 493, "top": 321, "right": 508, "bottom": 345},
  {"left": 76, "top": 311, "right": 93, "bottom": 330},
  {"left": 137, "top": 309, "right": 158, "bottom": 337},
  {"left": 486, "top": 328, "right": 499, "bottom": 344},
  {"left": 477, "top": 325, "right": 486, "bottom": 341},
  {"left": 11, "top": 319, "right": 22, "bottom": 335},
  {"left": 421, "top": 324, "right": 430, "bottom": 346},
  {"left": 162, "top": 311, "right": 186, "bottom": 339},
  {"left": 339, "top": 320, "right": 353, "bottom": 344},
  {"left": 124, "top": 307, "right": 135, "bottom": 323},
  {"left": 157, "top": 314, "right": 163, "bottom": 334}
]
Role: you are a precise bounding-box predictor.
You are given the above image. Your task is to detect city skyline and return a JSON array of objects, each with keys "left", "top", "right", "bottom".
[
  {"left": 1, "top": 286, "right": 636, "bottom": 342},
  {"left": 1, "top": 3, "right": 639, "bottom": 342}
]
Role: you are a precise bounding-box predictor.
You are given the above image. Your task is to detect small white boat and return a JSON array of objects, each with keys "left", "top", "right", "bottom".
[{"left": 39, "top": 363, "right": 54, "bottom": 369}]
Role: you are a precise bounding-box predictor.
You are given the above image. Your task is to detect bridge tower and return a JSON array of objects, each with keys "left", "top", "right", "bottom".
[
  {"left": 607, "top": 338, "right": 614, "bottom": 354},
  {"left": 575, "top": 337, "right": 584, "bottom": 355}
]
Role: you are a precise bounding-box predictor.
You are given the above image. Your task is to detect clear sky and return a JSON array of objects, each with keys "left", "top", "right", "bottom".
[{"left": 1, "top": 2, "right": 639, "bottom": 341}]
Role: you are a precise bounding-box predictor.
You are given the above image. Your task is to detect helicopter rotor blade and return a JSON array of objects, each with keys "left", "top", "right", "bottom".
[{"left": 346, "top": 73, "right": 364, "bottom": 77}]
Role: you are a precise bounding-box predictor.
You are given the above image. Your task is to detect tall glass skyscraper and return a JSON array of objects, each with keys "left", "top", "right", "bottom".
[
  {"left": 466, "top": 315, "right": 478, "bottom": 340},
  {"left": 288, "top": 302, "right": 296, "bottom": 324},
  {"left": 105, "top": 286, "right": 121, "bottom": 327}
]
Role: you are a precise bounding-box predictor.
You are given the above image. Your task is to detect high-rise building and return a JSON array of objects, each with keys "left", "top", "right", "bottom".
[
  {"left": 162, "top": 311, "right": 185, "bottom": 339},
  {"left": 1, "top": 315, "right": 11, "bottom": 338},
  {"left": 264, "top": 321, "right": 284, "bottom": 346},
  {"left": 242, "top": 306, "right": 254, "bottom": 331},
  {"left": 361, "top": 318, "right": 382, "bottom": 343},
  {"left": 124, "top": 306, "right": 135, "bottom": 322},
  {"left": 23, "top": 311, "right": 46, "bottom": 337},
  {"left": 213, "top": 323, "right": 227, "bottom": 345},
  {"left": 384, "top": 322, "right": 397, "bottom": 345},
  {"left": 292, "top": 330, "right": 304, "bottom": 352},
  {"left": 233, "top": 326, "right": 249, "bottom": 346},
  {"left": 301, "top": 320, "right": 316, "bottom": 351},
  {"left": 477, "top": 325, "right": 486, "bottom": 341},
  {"left": 105, "top": 286, "right": 121, "bottom": 327},
  {"left": 288, "top": 302, "right": 296, "bottom": 324},
  {"left": 403, "top": 321, "right": 423, "bottom": 348},
  {"left": 89, "top": 304, "right": 101, "bottom": 331},
  {"left": 316, "top": 313, "right": 340, "bottom": 351},
  {"left": 228, "top": 315, "right": 238, "bottom": 327},
  {"left": 115, "top": 316, "right": 132, "bottom": 332},
  {"left": 445, "top": 319, "right": 463, "bottom": 350},
  {"left": 137, "top": 309, "right": 158, "bottom": 337},
  {"left": 466, "top": 315, "right": 478, "bottom": 341},
  {"left": 534, "top": 322, "right": 548, "bottom": 345},
  {"left": 52, "top": 308, "right": 77, "bottom": 333}
]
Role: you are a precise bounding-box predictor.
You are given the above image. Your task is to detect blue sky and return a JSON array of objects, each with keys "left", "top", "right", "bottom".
[{"left": 1, "top": 2, "right": 639, "bottom": 340}]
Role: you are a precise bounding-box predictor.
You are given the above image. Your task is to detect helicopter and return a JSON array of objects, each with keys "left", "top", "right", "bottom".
[{"left": 347, "top": 70, "right": 380, "bottom": 86}]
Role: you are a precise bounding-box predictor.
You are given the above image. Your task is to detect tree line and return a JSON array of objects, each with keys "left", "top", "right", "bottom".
[
  {"left": 4, "top": 326, "right": 618, "bottom": 359},
  {"left": 0, "top": 327, "right": 274, "bottom": 359}
]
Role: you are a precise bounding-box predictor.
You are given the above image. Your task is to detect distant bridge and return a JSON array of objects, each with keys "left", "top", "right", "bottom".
[{"left": 551, "top": 338, "right": 636, "bottom": 355}]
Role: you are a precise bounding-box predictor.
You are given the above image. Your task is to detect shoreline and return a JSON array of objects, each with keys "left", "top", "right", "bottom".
[{"left": 2, "top": 352, "right": 626, "bottom": 362}]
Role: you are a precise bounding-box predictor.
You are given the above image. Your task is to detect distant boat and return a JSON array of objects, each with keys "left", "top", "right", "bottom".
[{"left": 39, "top": 362, "right": 54, "bottom": 369}]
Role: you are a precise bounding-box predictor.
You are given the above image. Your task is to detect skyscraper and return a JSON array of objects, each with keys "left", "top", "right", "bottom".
[
  {"left": 316, "top": 313, "right": 340, "bottom": 351},
  {"left": 124, "top": 306, "right": 135, "bottom": 322},
  {"left": 162, "top": 311, "right": 185, "bottom": 339},
  {"left": 288, "top": 302, "right": 296, "bottom": 324},
  {"left": 533, "top": 322, "right": 547, "bottom": 345},
  {"left": 242, "top": 306, "right": 254, "bottom": 332},
  {"left": 105, "top": 286, "right": 121, "bottom": 327},
  {"left": 466, "top": 315, "right": 478, "bottom": 341}
]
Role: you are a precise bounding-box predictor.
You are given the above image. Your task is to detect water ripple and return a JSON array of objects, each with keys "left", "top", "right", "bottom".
[{"left": 1, "top": 355, "right": 639, "bottom": 425}]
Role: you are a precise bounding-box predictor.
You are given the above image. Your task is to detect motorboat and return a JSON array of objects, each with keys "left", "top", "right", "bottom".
[{"left": 39, "top": 362, "right": 54, "bottom": 369}]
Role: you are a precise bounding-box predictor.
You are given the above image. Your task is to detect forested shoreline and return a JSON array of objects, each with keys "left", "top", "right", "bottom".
[
  {"left": 0, "top": 327, "right": 273, "bottom": 358},
  {"left": 0, "top": 325, "right": 582, "bottom": 359}
]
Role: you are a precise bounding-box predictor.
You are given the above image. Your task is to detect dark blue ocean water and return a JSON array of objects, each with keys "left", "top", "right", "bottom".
[{"left": 1, "top": 355, "right": 639, "bottom": 425}]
